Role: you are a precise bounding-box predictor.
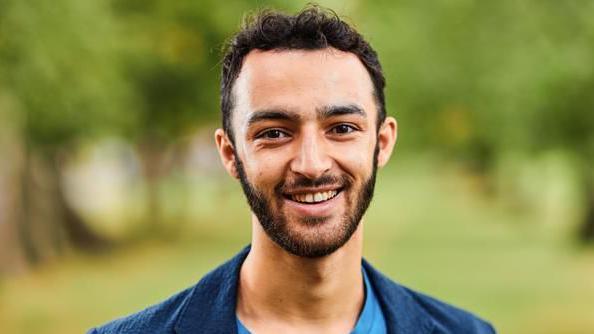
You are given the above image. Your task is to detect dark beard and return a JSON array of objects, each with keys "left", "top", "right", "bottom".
[{"left": 233, "top": 145, "right": 378, "bottom": 258}]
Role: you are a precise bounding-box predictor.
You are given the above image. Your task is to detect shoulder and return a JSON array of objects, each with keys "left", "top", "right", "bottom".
[
  {"left": 401, "top": 286, "right": 496, "bottom": 333},
  {"left": 363, "top": 260, "right": 496, "bottom": 334},
  {"left": 87, "top": 286, "right": 193, "bottom": 334},
  {"left": 89, "top": 246, "right": 249, "bottom": 334}
]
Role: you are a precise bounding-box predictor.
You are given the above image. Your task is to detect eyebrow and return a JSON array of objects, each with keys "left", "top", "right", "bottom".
[
  {"left": 246, "top": 104, "right": 366, "bottom": 127},
  {"left": 246, "top": 109, "right": 302, "bottom": 127},
  {"left": 318, "top": 104, "right": 367, "bottom": 120}
]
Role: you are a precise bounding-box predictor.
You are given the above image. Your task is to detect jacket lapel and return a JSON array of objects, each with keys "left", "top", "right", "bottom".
[{"left": 363, "top": 260, "right": 435, "bottom": 334}]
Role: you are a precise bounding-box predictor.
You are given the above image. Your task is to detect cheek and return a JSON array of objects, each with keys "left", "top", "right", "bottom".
[
  {"left": 244, "top": 154, "right": 286, "bottom": 188},
  {"left": 334, "top": 141, "right": 375, "bottom": 175}
]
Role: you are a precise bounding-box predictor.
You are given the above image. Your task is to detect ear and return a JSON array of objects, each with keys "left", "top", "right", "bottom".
[
  {"left": 376, "top": 117, "right": 397, "bottom": 168},
  {"left": 215, "top": 129, "right": 240, "bottom": 179}
]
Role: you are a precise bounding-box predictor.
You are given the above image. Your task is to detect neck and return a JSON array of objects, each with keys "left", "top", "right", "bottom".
[{"left": 236, "top": 215, "right": 364, "bottom": 332}]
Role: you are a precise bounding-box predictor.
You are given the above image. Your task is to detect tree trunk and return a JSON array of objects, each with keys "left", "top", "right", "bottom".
[
  {"left": 18, "top": 148, "right": 64, "bottom": 264},
  {"left": 16, "top": 148, "right": 108, "bottom": 267},
  {"left": 137, "top": 138, "right": 168, "bottom": 233},
  {"left": 578, "top": 172, "right": 594, "bottom": 243},
  {"left": 0, "top": 134, "right": 28, "bottom": 275},
  {"left": 51, "top": 152, "right": 109, "bottom": 250}
]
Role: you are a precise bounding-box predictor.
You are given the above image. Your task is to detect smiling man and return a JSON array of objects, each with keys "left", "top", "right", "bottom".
[{"left": 90, "top": 6, "right": 495, "bottom": 334}]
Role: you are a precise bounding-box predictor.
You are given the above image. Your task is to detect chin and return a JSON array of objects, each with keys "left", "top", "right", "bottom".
[{"left": 268, "top": 214, "right": 360, "bottom": 258}]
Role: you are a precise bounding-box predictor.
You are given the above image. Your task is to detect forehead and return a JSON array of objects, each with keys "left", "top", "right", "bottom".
[{"left": 232, "top": 48, "right": 376, "bottom": 126}]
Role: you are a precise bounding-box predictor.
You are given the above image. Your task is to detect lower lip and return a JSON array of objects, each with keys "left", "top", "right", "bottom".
[{"left": 283, "top": 191, "right": 343, "bottom": 217}]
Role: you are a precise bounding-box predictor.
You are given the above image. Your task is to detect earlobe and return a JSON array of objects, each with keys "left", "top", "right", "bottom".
[
  {"left": 377, "top": 117, "right": 397, "bottom": 168},
  {"left": 214, "top": 129, "right": 240, "bottom": 179}
]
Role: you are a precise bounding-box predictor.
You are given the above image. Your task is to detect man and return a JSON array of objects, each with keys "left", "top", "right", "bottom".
[{"left": 90, "top": 6, "right": 495, "bottom": 334}]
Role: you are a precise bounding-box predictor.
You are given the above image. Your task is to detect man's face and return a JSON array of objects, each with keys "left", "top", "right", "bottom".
[{"left": 217, "top": 48, "right": 396, "bottom": 257}]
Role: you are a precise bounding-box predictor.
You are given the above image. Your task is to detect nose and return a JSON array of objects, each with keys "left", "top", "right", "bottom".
[{"left": 289, "top": 132, "right": 332, "bottom": 180}]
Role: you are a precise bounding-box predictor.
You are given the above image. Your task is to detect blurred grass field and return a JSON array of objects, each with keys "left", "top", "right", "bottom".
[{"left": 1, "top": 156, "right": 593, "bottom": 334}]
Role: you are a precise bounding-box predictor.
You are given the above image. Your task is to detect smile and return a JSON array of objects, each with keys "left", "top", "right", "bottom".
[
  {"left": 283, "top": 188, "right": 343, "bottom": 217},
  {"left": 290, "top": 190, "right": 339, "bottom": 204}
]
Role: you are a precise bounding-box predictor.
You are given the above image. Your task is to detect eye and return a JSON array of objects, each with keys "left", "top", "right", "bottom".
[
  {"left": 331, "top": 124, "right": 358, "bottom": 135},
  {"left": 256, "top": 129, "right": 289, "bottom": 140}
]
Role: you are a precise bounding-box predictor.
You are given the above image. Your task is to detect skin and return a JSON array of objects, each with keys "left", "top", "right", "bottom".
[{"left": 215, "top": 48, "right": 397, "bottom": 333}]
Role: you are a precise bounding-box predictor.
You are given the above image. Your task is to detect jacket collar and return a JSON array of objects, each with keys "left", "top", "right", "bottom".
[
  {"left": 175, "top": 246, "right": 434, "bottom": 334},
  {"left": 362, "top": 260, "right": 435, "bottom": 334}
]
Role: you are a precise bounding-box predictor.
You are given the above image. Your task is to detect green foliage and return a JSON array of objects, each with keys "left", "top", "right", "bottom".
[
  {"left": 0, "top": 0, "right": 305, "bottom": 149},
  {"left": 354, "top": 0, "right": 594, "bottom": 160},
  {"left": 0, "top": 0, "right": 135, "bottom": 149},
  {"left": 1, "top": 0, "right": 592, "bottom": 155}
]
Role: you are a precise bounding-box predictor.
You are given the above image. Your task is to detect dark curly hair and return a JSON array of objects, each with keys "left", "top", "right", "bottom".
[{"left": 220, "top": 5, "right": 386, "bottom": 143}]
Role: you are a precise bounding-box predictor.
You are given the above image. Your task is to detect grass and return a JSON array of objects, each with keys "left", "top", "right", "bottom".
[{"left": 1, "top": 156, "right": 594, "bottom": 333}]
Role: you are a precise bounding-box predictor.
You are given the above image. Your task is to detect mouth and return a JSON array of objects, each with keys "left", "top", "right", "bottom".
[
  {"left": 281, "top": 187, "right": 344, "bottom": 217},
  {"left": 284, "top": 188, "right": 342, "bottom": 204}
]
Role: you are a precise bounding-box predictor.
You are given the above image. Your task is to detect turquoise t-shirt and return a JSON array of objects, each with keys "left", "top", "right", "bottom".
[{"left": 236, "top": 267, "right": 387, "bottom": 333}]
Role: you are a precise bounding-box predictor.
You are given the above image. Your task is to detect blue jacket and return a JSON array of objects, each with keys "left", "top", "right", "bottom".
[{"left": 90, "top": 246, "right": 495, "bottom": 333}]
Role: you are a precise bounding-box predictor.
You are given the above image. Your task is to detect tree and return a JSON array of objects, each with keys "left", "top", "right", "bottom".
[
  {"left": 358, "top": 0, "right": 594, "bottom": 240},
  {"left": 0, "top": 0, "right": 133, "bottom": 266}
]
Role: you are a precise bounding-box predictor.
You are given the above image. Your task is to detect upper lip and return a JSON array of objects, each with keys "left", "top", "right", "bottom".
[{"left": 283, "top": 186, "right": 342, "bottom": 196}]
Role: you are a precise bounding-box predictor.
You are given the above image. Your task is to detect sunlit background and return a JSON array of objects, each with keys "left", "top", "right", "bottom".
[{"left": 1, "top": 1, "right": 593, "bottom": 333}]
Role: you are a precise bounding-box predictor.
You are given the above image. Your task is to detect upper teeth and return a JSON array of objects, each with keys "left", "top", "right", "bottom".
[{"left": 291, "top": 190, "right": 338, "bottom": 203}]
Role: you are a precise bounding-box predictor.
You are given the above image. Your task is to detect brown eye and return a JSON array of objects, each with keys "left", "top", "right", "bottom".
[
  {"left": 331, "top": 124, "right": 356, "bottom": 134},
  {"left": 257, "top": 129, "right": 289, "bottom": 139}
]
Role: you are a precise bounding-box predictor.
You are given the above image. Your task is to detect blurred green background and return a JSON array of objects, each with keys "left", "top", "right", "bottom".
[{"left": 1, "top": 0, "right": 593, "bottom": 333}]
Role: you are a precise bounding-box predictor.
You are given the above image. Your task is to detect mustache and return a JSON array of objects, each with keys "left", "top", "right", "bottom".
[{"left": 276, "top": 174, "right": 351, "bottom": 194}]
